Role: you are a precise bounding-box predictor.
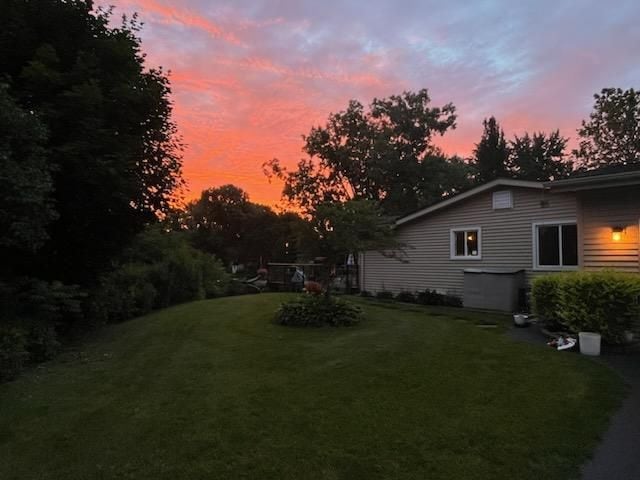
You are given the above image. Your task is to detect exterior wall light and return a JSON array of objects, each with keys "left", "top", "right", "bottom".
[{"left": 612, "top": 226, "right": 624, "bottom": 242}]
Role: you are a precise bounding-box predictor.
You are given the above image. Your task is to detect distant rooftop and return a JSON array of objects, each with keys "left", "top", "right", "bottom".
[
  {"left": 566, "top": 163, "right": 640, "bottom": 179},
  {"left": 547, "top": 164, "right": 640, "bottom": 191}
]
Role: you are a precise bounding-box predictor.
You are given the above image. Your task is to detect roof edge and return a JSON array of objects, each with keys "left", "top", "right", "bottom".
[
  {"left": 395, "top": 179, "right": 544, "bottom": 226},
  {"left": 545, "top": 170, "right": 640, "bottom": 191}
]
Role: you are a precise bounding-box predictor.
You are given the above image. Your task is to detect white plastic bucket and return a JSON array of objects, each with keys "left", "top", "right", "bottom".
[
  {"left": 579, "top": 332, "right": 601, "bottom": 356},
  {"left": 513, "top": 314, "right": 528, "bottom": 326}
]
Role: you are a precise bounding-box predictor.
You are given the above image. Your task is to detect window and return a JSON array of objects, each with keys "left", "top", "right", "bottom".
[
  {"left": 450, "top": 227, "right": 481, "bottom": 259},
  {"left": 493, "top": 190, "right": 513, "bottom": 209},
  {"left": 533, "top": 221, "right": 578, "bottom": 269}
]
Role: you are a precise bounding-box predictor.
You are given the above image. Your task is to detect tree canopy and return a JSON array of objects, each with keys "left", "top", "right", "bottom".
[
  {"left": 574, "top": 87, "right": 640, "bottom": 169},
  {"left": 470, "top": 117, "right": 572, "bottom": 183},
  {"left": 472, "top": 117, "right": 509, "bottom": 183},
  {"left": 0, "top": 0, "right": 183, "bottom": 283},
  {"left": 313, "top": 199, "right": 398, "bottom": 265},
  {"left": 508, "top": 131, "right": 572, "bottom": 181},
  {"left": 265, "top": 90, "right": 472, "bottom": 217},
  {"left": 179, "top": 185, "right": 312, "bottom": 266}
]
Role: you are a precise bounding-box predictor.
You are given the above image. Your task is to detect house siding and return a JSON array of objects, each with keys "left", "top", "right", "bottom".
[
  {"left": 360, "top": 187, "right": 577, "bottom": 296},
  {"left": 580, "top": 186, "right": 640, "bottom": 272}
]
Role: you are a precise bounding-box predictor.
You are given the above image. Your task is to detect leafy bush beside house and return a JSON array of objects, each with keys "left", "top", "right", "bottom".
[
  {"left": 363, "top": 288, "right": 462, "bottom": 307},
  {"left": 417, "top": 289, "right": 463, "bottom": 307},
  {"left": 532, "top": 271, "right": 640, "bottom": 343},
  {"left": 531, "top": 275, "right": 565, "bottom": 329},
  {"left": 395, "top": 291, "right": 417, "bottom": 303},
  {"left": 375, "top": 290, "right": 395, "bottom": 301}
]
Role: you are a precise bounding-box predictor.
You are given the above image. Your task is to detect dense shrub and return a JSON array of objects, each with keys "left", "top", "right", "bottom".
[
  {"left": 532, "top": 271, "right": 640, "bottom": 343},
  {"left": 395, "top": 291, "right": 417, "bottom": 303},
  {"left": 417, "top": 289, "right": 463, "bottom": 307},
  {"left": 0, "top": 278, "right": 82, "bottom": 379},
  {"left": 92, "top": 264, "right": 159, "bottom": 323},
  {"left": 23, "top": 320, "right": 61, "bottom": 363},
  {"left": 0, "top": 279, "right": 85, "bottom": 332},
  {"left": 93, "top": 228, "right": 229, "bottom": 323},
  {"left": 359, "top": 290, "right": 371, "bottom": 297},
  {"left": 276, "top": 295, "right": 362, "bottom": 327},
  {"left": 375, "top": 290, "right": 394, "bottom": 301},
  {"left": 417, "top": 289, "right": 442, "bottom": 305},
  {"left": 531, "top": 275, "right": 563, "bottom": 328},
  {"left": 1, "top": 229, "right": 231, "bottom": 381},
  {"left": 0, "top": 327, "right": 29, "bottom": 381},
  {"left": 443, "top": 294, "right": 463, "bottom": 308}
]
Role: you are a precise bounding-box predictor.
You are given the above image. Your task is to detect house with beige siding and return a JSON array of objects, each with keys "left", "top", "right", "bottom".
[{"left": 359, "top": 170, "right": 640, "bottom": 311}]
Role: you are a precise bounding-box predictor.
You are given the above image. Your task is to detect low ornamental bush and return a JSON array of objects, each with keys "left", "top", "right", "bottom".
[
  {"left": 532, "top": 271, "right": 640, "bottom": 343},
  {"left": 275, "top": 295, "right": 362, "bottom": 327},
  {"left": 417, "top": 289, "right": 442, "bottom": 305},
  {"left": 417, "top": 289, "right": 463, "bottom": 308},
  {"left": 395, "top": 291, "right": 417, "bottom": 303},
  {"left": 375, "top": 290, "right": 394, "bottom": 301},
  {"left": 443, "top": 294, "right": 463, "bottom": 308}
]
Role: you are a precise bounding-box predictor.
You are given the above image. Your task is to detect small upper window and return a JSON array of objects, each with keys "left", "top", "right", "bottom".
[
  {"left": 450, "top": 227, "right": 481, "bottom": 259},
  {"left": 493, "top": 190, "right": 513, "bottom": 209}
]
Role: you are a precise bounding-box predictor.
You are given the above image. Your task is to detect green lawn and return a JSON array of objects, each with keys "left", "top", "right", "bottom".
[{"left": 0, "top": 294, "right": 624, "bottom": 479}]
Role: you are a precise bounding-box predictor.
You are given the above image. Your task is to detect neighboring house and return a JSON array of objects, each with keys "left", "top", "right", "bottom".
[{"left": 359, "top": 170, "right": 640, "bottom": 311}]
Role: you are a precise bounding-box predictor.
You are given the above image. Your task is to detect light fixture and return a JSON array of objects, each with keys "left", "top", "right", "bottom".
[{"left": 612, "top": 226, "right": 624, "bottom": 242}]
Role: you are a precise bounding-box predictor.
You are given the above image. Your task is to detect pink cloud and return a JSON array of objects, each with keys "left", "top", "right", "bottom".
[
  {"left": 114, "top": 0, "right": 243, "bottom": 45},
  {"left": 97, "top": 0, "right": 640, "bottom": 207}
]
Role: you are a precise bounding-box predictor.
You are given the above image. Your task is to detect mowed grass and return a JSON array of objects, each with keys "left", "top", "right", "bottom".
[{"left": 0, "top": 294, "right": 624, "bottom": 480}]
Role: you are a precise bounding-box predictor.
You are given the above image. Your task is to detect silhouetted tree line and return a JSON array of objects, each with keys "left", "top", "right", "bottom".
[{"left": 267, "top": 88, "right": 640, "bottom": 220}]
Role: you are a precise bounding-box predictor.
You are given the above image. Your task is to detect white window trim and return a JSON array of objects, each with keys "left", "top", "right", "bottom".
[
  {"left": 532, "top": 219, "right": 578, "bottom": 271},
  {"left": 450, "top": 226, "right": 482, "bottom": 260}
]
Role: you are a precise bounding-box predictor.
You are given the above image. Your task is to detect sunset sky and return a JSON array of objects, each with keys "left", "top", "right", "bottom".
[{"left": 102, "top": 0, "right": 640, "bottom": 206}]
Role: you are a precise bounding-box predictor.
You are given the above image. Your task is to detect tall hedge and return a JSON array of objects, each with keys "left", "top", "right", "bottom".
[{"left": 532, "top": 271, "right": 640, "bottom": 343}]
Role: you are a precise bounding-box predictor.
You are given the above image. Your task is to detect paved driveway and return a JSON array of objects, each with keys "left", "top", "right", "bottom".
[{"left": 579, "top": 351, "right": 640, "bottom": 480}]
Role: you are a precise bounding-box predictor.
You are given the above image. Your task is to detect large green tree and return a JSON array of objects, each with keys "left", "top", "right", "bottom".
[
  {"left": 0, "top": 1, "right": 183, "bottom": 283},
  {"left": 573, "top": 88, "right": 640, "bottom": 169},
  {"left": 313, "top": 199, "right": 398, "bottom": 264},
  {"left": 265, "top": 90, "right": 471, "bottom": 217},
  {"left": 472, "top": 117, "right": 509, "bottom": 183},
  {"left": 181, "top": 185, "right": 313, "bottom": 266},
  {"left": 509, "top": 131, "right": 572, "bottom": 181}
]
